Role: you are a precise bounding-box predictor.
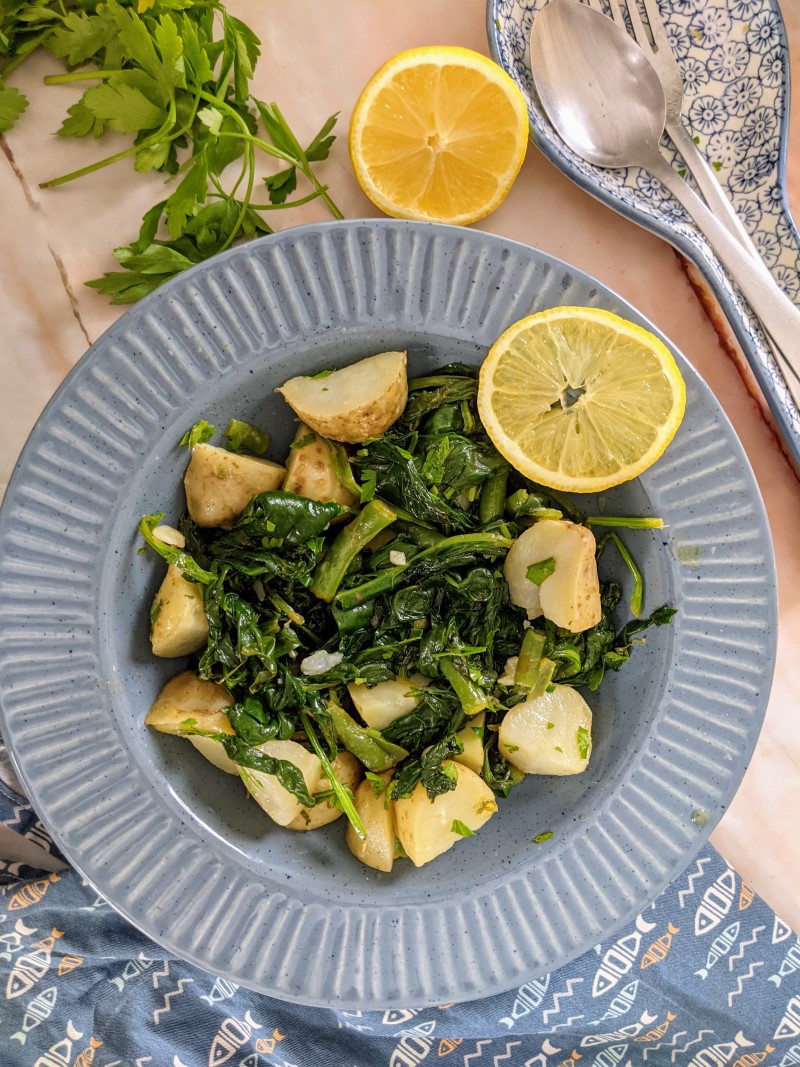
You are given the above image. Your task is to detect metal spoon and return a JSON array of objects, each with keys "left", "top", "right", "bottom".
[{"left": 529, "top": 0, "right": 800, "bottom": 387}]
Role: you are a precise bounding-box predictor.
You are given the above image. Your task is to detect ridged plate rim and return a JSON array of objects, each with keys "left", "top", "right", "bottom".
[{"left": 0, "top": 219, "right": 777, "bottom": 1008}]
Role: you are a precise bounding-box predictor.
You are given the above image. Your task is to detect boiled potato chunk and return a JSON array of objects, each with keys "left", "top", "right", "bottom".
[
  {"left": 282, "top": 424, "right": 356, "bottom": 513},
  {"left": 239, "top": 739, "right": 323, "bottom": 827},
  {"left": 145, "top": 672, "right": 239, "bottom": 773},
  {"left": 394, "top": 762, "right": 497, "bottom": 867},
  {"left": 150, "top": 564, "right": 208, "bottom": 657},
  {"left": 454, "top": 712, "right": 485, "bottom": 775},
  {"left": 187, "top": 734, "right": 240, "bottom": 775},
  {"left": 498, "top": 685, "right": 592, "bottom": 776},
  {"left": 184, "top": 443, "right": 285, "bottom": 528},
  {"left": 348, "top": 674, "right": 429, "bottom": 731},
  {"left": 276, "top": 351, "right": 408, "bottom": 443},
  {"left": 346, "top": 771, "right": 396, "bottom": 872},
  {"left": 286, "top": 751, "right": 363, "bottom": 831},
  {"left": 504, "top": 520, "right": 601, "bottom": 632}
]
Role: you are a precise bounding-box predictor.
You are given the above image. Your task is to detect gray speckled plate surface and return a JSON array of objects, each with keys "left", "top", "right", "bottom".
[{"left": 0, "top": 220, "right": 776, "bottom": 1009}]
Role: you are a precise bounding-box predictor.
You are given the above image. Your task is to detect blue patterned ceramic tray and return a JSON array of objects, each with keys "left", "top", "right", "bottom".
[
  {"left": 0, "top": 221, "right": 776, "bottom": 1008},
  {"left": 488, "top": 0, "right": 800, "bottom": 465}
]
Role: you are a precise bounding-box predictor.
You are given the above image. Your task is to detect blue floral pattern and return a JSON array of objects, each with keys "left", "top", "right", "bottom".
[{"left": 488, "top": 0, "right": 800, "bottom": 461}]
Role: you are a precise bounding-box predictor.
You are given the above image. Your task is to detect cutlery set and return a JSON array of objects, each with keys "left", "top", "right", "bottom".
[{"left": 529, "top": 0, "right": 800, "bottom": 455}]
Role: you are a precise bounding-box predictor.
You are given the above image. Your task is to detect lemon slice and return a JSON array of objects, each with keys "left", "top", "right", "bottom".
[
  {"left": 349, "top": 46, "right": 529, "bottom": 226},
  {"left": 477, "top": 307, "right": 686, "bottom": 492}
]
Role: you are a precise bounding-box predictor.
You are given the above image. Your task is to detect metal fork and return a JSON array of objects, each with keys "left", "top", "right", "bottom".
[
  {"left": 592, "top": 0, "right": 756, "bottom": 252},
  {"left": 583, "top": 0, "right": 800, "bottom": 401}
]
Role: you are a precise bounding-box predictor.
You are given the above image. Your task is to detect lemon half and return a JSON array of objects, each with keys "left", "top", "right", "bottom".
[
  {"left": 349, "top": 46, "right": 529, "bottom": 226},
  {"left": 477, "top": 307, "right": 686, "bottom": 492}
]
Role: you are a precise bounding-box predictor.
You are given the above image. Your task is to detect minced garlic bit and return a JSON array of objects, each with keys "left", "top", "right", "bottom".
[
  {"left": 389, "top": 550, "right": 407, "bottom": 566},
  {"left": 152, "top": 524, "right": 185, "bottom": 549},
  {"left": 300, "top": 650, "right": 344, "bottom": 676}
]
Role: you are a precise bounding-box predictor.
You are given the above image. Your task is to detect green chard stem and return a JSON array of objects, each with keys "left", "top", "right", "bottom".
[
  {"left": 586, "top": 516, "right": 664, "bottom": 530},
  {"left": 310, "top": 500, "right": 398, "bottom": 602},
  {"left": 300, "top": 710, "right": 366, "bottom": 840},
  {"left": 479, "top": 470, "right": 508, "bottom": 525},
  {"left": 335, "top": 532, "right": 513, "bottom": 609},
  {"left": 440, "top": 657, "right": 490, "bottom": 717},
  {"left": 597, "top": 531, "right": 644, "bottom": 617},
  {"left": 514, "top": 629, "right": 557, "bottom": 697}
]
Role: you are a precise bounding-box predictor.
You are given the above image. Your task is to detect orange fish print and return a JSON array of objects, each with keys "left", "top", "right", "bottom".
[
  {"left": 57, "top": 955, "right": 83, "bottom": 977},
  {"left": 437, "top": 1039, "right": 463, "bottom": 1056},
  {"left": 738, "top": 883, "right": 755, "bottom": 911},
  {"left": 635, "top": 1011, "right": 677, "bottom": 1042},
  {"left": 6, "top": 929, "right": 64, "bottom": 1000},
  {"left": 254, "top": 1029, "right": 285, "bottom": 1054},
  {"left": 72, "top": 1036, "right": 103, "bottom": 1067},
  {"left": 641, "top": 924, "right": 679, "bottom": 969},
  {"left": 8, "top": 873, "right": 60, "bottom": 911},
  {"left": 731, "top": 1046, "right": 774, "bottom": 1067},
  {"left": 555, "top": 1052, "right": 582, "bottom": 1067}
]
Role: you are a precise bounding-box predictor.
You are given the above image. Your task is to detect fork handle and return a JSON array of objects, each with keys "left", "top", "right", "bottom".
[
  {"left": 647, "top": 153, "right": 800, "bottom": 388},
  {"left": 667, "top": 121, "right": 800, "bottom": 401},
  {"left": 666, "top": 121, "right": 757, "bottom": 257}
]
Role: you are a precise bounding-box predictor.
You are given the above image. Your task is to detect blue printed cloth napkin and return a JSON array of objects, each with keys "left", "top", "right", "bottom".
[{"left": 1, "top": 741, "right": 798, "bottom": 1067}]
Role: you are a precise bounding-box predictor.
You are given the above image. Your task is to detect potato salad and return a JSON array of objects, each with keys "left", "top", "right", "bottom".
[{"left": 141, "top": 352, "right": 674, "bottom": 871}]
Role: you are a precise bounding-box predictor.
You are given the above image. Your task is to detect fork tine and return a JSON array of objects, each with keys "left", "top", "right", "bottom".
[
  {"left": 639, "top": 0, "right": 671, "bottom": 52},
  {"left": 606, "top": 0, "right": 627, "bottom": 30},
  {"left": 618, "top": 0, "right": 654, "bottom": 51}
]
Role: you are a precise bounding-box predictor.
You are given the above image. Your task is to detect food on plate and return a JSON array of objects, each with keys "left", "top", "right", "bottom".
[
  {"left": 348, "top": 46, "right": 529, "bottom": 226},
  {"left": 140, "top": 337, "right": 676, "bottom": 870},
  {"left": 283, "top": 425, "right": 358, "bottom": 511},
  {"left": 184, "top": 442, "right": 286, "bottom": 527},
  {"left": 478, "top": 306, "right": 686, "bottom": 492},
  {"left": 498, "top": 686, "right": 593, "bottom": 776},
  {"left": 503, "top": 520, "right": 601, "bottom": 632},
  {"left": 276, "top": 350, "right": 408, "bottom": 442},
  {"left": 150, "top": 563, "right": 209, "bottom": 657},
  {"left": 394, "top": 762, "right": 497, "bottom": 867}
]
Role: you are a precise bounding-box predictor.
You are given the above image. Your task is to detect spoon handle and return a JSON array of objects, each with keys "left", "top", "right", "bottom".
[
  {"left": 666, "top": 124, "right": 800, "bottom": 403},
  {"left": 648, "top": 153, "right": 800, "bottom": 391}
]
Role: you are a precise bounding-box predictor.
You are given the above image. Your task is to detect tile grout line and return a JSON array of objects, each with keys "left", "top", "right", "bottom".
[{"left": 1, "top": 138, "right": 92, "bottom": 349}]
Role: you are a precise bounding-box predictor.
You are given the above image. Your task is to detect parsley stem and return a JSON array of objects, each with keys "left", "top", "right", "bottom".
[
  {"left": 244, "top": 188, "right": 329, "bottom": 211},
  {"left": 44, "top": 69, "right": 123, "bottom": 84},
  {"left": 218, "top": 142, "right": 255, "bottom": 254}
]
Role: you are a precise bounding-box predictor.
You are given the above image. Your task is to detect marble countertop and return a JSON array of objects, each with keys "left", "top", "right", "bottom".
[{"left": 1, "top": 0, "right": 798, "bottom": 934}]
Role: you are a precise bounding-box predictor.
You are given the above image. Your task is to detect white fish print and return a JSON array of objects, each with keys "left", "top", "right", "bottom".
[
  {"left": 592, "top": 933, "right": 643, "bottom": 997},
  {"left": 594, "top": 980, "right": 639, "bottom": 1023},
  {"left": 768, "top": 938, "right": 800, "bottom": 988},
  {"left": 694, "top": 869, "right": 736, "bottom": 936},
  {"left": 10, "top": 984, "right": 57, "bottom": 1045},
  {"left": 779, "top": 1043, "right": 800, "bottom": 1066},
  {"left": 695, "top": 922, "right": 741, "bottom": 979},
  {"left": 500, "top": 975, "right": 551, "bottom": 1028},
  {"left": 200, "top": 977, "right": 239, "bottom": 1006}
]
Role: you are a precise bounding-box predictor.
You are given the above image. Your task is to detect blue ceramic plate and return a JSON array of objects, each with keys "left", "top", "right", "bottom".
[
  {"left": 0, "top": 220, "right": 776, "bottom": 1008},
  {"left": 488, "top": 0, "right": 800, "bottom": 464}
]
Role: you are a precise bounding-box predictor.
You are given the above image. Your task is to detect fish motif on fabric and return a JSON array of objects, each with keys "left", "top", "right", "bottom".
[
  {"left": 592, "top": 933, "right": 644, "bottom": 997},
  {"left": 31, "top": 1019, "right": 84, "bottom": 1067},
  {"left": 499, "top": 975, "right": 551, "bottom": 1027},
  {"left": 201, "top": 977, "right": 240, "bottom": 1006},
  {"left": 694, "top": 922, "right": 741, "bottom": 980},
  {"left": 6, "top": 928, "right": 64, "bottom": 999},
  {"left": 688, "top": 1030, "right": 757, "bottom": 1067},
  {"left": 695, "top": 869, "right": 737, "bottom": 936},
  {"left": 739, "top": 883, "right": 755, "bottom": 911},
  {"left": 633, "top": 1011, "right": 677, "bottom": 1042},
  {"left": 768, "top": 938, "right": 800, "bottom": 988},
  {"left": 774, "top": 995, "right": 800, "bottom": 1041},
  {"left": 436, "top": 1038, "right": 463, "bottom": 1056},
  {"left": 731, "top": 1045, "right": 775, "bottom": 1067},
  {"left": 7, "top": 872, "right": 60, "bottom": 910},
  {"left": 108, "top": 952, "right": 153, "bottom": 993},
  {"left": 641, "top": 924, "right": 680, "bottom": 969},
  {"left": 207, "top": 1011, "right": 263, "bottom": 1067},
  {"left": 779, "top": 1043, "right": 800, "bottom": 1066},
  {"left": 253, "top": 1029, "right": 285, "bottom": 1054},
  {"left": 388, "top": 1032, "right": 435, "bottom": 1067},
  {"left": 9, "top": 984, "right": 57, "bottom": 1045},
  {"left": 589, "top": 1043, "right": 628, "bottom": 1067}
]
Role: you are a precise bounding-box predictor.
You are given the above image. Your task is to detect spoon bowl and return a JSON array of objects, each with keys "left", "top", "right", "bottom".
[{"left": 530, "top": 0, "right": 666, "bottom": 167}]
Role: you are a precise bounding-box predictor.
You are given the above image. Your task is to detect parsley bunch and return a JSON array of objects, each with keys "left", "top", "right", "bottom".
[{"left": 0, "top": 0, "right": 342, "bottom": 303}]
